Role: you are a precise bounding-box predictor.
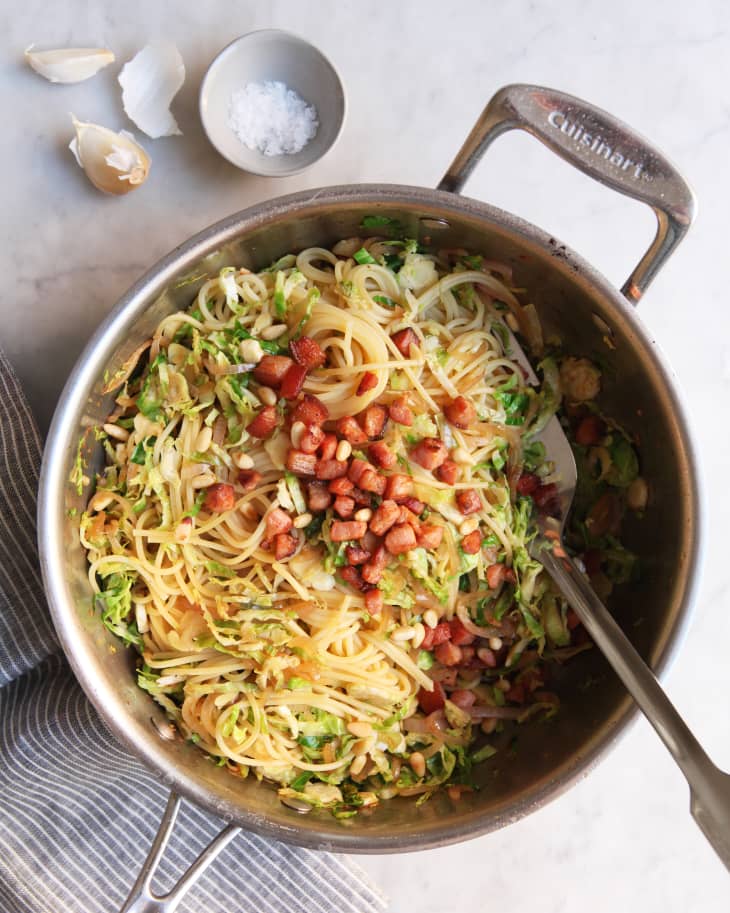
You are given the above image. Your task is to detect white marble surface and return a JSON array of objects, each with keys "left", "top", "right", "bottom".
[{"left": 3, "top": 1, "right": 729, "bottom": 909}]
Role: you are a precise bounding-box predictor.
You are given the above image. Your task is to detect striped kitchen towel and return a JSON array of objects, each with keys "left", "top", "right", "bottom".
[{"left": 0, "top": 349, "right": 387, "bottom": 913}]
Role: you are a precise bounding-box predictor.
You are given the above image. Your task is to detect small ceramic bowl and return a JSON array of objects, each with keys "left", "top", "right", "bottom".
[{"left": 200, "top": 29, "right": 346, "bottom": 177}]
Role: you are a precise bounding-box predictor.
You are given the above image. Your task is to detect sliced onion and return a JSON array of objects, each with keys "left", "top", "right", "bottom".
[
  {"left": 167, "top": 342, "right": 189, "bottom": 367},
  {"left": 156, "top": 674, "right": 185, "bottom": 687},
  {"left": 456, "top": 602, "right": 502, "bottom": 639},
  {"left": 469, "top": 705, "right": 524, "bottom": 720},
  {"left": 403, "top": 710, "right": 448, "bottom": 736},
  {"left": 212, "top": 414, "right": 227, "bottom": 447},
  {"left": 181, "top": 462, "right": 210, "bottom": 480},
  {"left": 332, "top": 237, "right": 362, "bottom": 257},
  {"left": 160, "top": 445, "right": 181, "bottom": 483},
  {"left": 481, "top": 260, "right": 514, "bottom": 282},
  {"left": 166, "top": 369, "right": 189, "bottom": 405},
  {"left": 443, "top": 731, "right": 472, "bottom": 748},
  {"left": 545, "top": 643, "right": 592, "bottom": 662},
  {"left": 521, "top": 302, "right": 544, "bottom": 355},
  {"left": 403, "top": 716, "right": 430, "bottom": 734},
  {"left": 428, "top": 665, "right": 458, "bottom": 685},
  {"left": 203, "top": 357, "right": 251, "bottom": 376},
  {"left": 440, "top": 421, "right": 456, "bottom": 450},
  {"left": 404, "top": 716, "right": 470, "bottom": 748},
  {"left": 426, "top": 710, "right": 448, "bottom": 734},
  {"left": 101, "top": 338, "right": 152, "bottom": 394},
  {"left": 398, "top": 784, "right": 435, "bottom": 797},
  {"left": 414, "top": 589, "right": 444, "bottom": 612},
  {"left": 455, "top": 605, "right": 517, "bottom": 640},
  {"left": 419, "top": 740, "right": 445, "bottom": 760}
]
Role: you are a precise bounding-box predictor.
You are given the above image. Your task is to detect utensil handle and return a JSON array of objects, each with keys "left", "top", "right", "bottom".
[
  {"left": 119, "top": 792, "right": 241, "bottom": 913},
  {"left": 438, "top": 83, "right": 696, "bottom": 304},
  {"left": 538, "top": 545, "right": 730, "bottom": 870}
]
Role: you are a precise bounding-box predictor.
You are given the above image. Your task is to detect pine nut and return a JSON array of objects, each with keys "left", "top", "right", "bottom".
[
  {"left": 293, "top": 512, "right": 312, "bottom": 529},
  {"left": 409, "top": 751, "right": 426, "bottom": 778},
  {"left": 481, "top": 718, "right": 497, "bottom": 734},
  {"left": 239, "top": 338, "right": 264, "bottom": 364},
  {"left": 391, "top": 626, "right": 415, "bottom": 643},
  {"left": 335, "top": 439, "right": 352, "bottom": 461},
  {"left": 459, "top": 516, "right": 479, "bottom": 535},
  {"left": 423, "top": 609, "right": 439, "bottom": 629},
  {"left": 103, "top": 423, "right": 129, "bottom": 441},
  {"left": 258, "top": 386, "right": 277, "bottom": 406},
  {"left": 452, "top": 447, "right": 474, "bottom": 465},
  {"left": 488, "top": 636, "right": 503, "bottom": 651},
  {"left": 354, "top": 507, "right": 372, "bottom": 523},
  {"left": 477, "top": 647, "right": 495, "bottom": 665},
  {"left": 496, "top": 678, "right": 511, "bottom": 692},
  {"left": 233, "top": 451, "right": 254, "bottom": 470},
  {"left": 191, "top": 471, "right": 216, "bottom": 489},
  {"left": 134, "top": 602, "right": 149, "bottom": 634},
  {"left": 347, "top": 721, "right": 373, "bottom": 738},
  {"left": 195, "top": 426, "right": 213, "bottom": 453},
  {"left": 310, "top": 570, "right": 335, "bottom": 590},
  {"left": 411, "top": 622, "right": 426, "bottom": 649},
  {"left": 90, "top": 490, "right": 114, "bottom": 512},
  {"left": 505, "top": 312, "right": 519, "bottom": 332},
  {"left": 261, "top": 323, "right": 288, "bottom": 340},
  {"left": 290, "top": 421, "right": 306, "bottom": 449},
  {"left": 627, "top": 476, "right": 648, "bottom": 511},
  {"left": 350, "top": 754, "right": 367, "bottom": 776}
]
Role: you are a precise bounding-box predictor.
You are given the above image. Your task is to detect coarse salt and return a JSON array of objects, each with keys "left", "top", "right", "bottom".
[{"left": 227, "top": 80, "right": 318, "bottom": 156}]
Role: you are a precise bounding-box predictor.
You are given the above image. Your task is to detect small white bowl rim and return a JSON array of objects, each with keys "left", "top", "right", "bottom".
[{"left": 199, "top": 28, "right": 347, "bottom": 178}]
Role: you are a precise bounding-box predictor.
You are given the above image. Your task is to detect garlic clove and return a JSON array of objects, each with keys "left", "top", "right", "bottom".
[
  {"left": 25, "top": 45, "right": 115, "bottom": 84},
  {"left": 69, "top": 116, "right": 150, "bottom": 195},
  {"left": 118, "top": 41, "right": 185, "bottom": 138}
]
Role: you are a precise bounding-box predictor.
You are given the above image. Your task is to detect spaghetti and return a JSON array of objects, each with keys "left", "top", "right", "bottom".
[{"left": 80, "top": 235, "right": 641, "bottom": 815}]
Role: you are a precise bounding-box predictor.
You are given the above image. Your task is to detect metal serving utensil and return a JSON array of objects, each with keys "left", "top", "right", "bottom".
[{"left": 505, "top": 327, "right": 730, "bottom": 871}]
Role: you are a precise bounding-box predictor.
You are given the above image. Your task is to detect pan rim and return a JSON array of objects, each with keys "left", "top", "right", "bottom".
[{"left": 37, "top": 183, "right": 704, "bottom": 852}]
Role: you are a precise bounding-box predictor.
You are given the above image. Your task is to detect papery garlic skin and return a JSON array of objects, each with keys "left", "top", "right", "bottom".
[
  {"left": 25, "top": 46, "right": 115, "bottom": 84},
  {"left": 119, "top": 41, "right": 185, "bottom": 138},
  {"left": 69, "top": 117, "right": 150, "bottom": 195}
]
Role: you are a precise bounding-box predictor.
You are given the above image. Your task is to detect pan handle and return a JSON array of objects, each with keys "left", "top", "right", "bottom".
[
  {"left": 437, "top": 83, "right": 696, "bottom": 304},
  {"left": 119, "top": 792, "right": 241, "bottom": 913}
]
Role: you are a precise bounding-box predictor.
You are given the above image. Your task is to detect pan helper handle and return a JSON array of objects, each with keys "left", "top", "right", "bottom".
[
  {"left": 119, "top": 792, "right": 241, "bottom": 913},
  {"left": 438, "top": 83, "right": 696, "bottom": 304}
]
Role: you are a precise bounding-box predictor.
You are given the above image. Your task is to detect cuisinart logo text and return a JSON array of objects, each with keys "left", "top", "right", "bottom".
[{"left": 547, "top": 110, "right": 650, "bottom": 181}]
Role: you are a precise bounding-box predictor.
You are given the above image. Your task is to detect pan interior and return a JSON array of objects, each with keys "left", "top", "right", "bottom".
[{"left": 39, "top": 187, "right": 698, "bottom": 852}]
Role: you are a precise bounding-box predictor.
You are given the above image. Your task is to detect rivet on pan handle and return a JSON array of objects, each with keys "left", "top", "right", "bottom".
[
  {"left": 119, "top": 792, "right": 241, "bottom": 913},
  {"left": 438, "top": 83, "right": 697, "bottom": 304}
]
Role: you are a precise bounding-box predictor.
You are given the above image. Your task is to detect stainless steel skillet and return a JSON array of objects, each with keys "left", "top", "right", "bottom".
[{"left": 38, "top": 85, "right": 704, "bottom": 910}]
